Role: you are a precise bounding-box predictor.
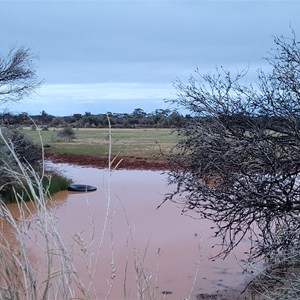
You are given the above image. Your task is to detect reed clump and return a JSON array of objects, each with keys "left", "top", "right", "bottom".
[{"left": 1, "top": 172, "right": 69, "bottom": 203}]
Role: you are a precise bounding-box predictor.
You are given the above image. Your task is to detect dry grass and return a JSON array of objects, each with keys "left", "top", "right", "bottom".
[
  {"left": 0, "top": 127, "right": 94, "bottom": 299},
  {"left": 0, "top": 123, "right": 175, "bottom": 299}
]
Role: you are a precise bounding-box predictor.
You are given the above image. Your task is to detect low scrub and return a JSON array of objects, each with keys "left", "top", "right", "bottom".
[
  {"left": 0, "top": 127, "right": 68, "bottom": 203},
  {"left": 55, "top": 126, "right": 76, "bottom": 141}
]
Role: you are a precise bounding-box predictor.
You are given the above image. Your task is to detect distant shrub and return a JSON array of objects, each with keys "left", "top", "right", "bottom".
[
  {"left": 41, "top": 125, "right": 49, "bottom": 131},
  {"left": 56, "top": 126, "right": 76, "bottom": 141},
  {"left": 31, "top": 124, "right": 37, "bottom": 130}
]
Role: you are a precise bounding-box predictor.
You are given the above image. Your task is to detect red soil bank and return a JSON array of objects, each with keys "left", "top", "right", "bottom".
[{"left": 45, "top": 153, "right": 170, "bottom": 171}]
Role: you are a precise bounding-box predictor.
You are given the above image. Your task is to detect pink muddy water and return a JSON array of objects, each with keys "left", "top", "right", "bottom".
[{"left": 9, "top": 163, "right": 255, "bottom": 299}]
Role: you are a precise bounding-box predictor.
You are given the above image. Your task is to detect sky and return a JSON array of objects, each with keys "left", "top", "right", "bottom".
[{"left": 1, "top": 0, "right": 300, "bottom": 116}]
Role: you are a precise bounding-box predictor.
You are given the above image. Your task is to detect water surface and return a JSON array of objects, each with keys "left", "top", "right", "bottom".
[{"left": 17, "top": 163, "right": 255, "bottom": 299}]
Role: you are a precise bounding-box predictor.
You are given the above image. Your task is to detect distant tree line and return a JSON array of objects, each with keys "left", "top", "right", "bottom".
[
  {"left": 2, "top": 108, "right": 298, "bottom": 132},
  {"left": 0, "top": 108, "right": 190, "bottom": 128}
]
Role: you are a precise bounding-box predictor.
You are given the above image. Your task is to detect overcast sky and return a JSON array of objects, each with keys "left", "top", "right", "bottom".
[{"left": 1, "top": 0, "right": 300, "bottom": 116}]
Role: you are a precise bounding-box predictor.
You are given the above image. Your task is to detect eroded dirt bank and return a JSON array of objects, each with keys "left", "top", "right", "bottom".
[{"left": 45, "top": 153, "right": 170, "bottom": 171}]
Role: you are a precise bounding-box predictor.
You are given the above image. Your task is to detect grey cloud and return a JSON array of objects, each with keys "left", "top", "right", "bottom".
[{"left": 1, "top": 1, "right": 300, "bottom": 95}]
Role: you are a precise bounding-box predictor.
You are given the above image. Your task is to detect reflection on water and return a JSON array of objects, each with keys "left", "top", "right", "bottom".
[{"left": 10, "top": 163, "right": 254, "bottom": 299}]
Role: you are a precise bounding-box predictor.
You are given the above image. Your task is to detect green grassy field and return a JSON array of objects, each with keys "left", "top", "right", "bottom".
[{"left": 21, "top": 128, "right": 178, "bottom": 159}]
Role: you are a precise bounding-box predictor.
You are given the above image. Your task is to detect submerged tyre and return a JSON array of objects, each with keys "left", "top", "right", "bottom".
[{"left": 68, "top": 184, "right": 97, "bottom": 192}]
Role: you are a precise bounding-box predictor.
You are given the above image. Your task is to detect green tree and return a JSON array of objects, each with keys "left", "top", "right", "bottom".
[{"left": 132, "top": 108, "right": 146, "bottom": 118}]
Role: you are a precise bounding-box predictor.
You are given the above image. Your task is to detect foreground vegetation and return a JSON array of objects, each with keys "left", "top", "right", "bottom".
[
  {"left": 166, "top": 30, "right": 300, "bottom": 299},
  {"left": 0, "top": 45, "right": 184, "bottom": 299},
  {"left": 0, "top": 124, "right": 173, "bottom": 300},
  {"left": 3, "top": 30, "right": 300, "bottom": 299}
]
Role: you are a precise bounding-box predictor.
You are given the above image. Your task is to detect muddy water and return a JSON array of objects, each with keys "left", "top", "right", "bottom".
[{"left": 13, "top": 163, "right": 255, "bottom": 299}]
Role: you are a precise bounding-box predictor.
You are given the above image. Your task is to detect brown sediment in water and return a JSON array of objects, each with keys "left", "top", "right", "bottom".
[
  {"left": 45, "top": 153, "right": 170, "bottom": 170},
  {"left": 47, "top": 165, "right": 256, "bottom": 299},
  {"left": 40, "top": 157, "right": 257, "bottom": 299}
]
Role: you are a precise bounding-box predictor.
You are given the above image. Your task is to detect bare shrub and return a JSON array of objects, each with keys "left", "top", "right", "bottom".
[
  {"left": 165, "top": 29, "right": 300, "bottom": 265},
  {"left": 0, "top": 47, "right": 40, "bottom": 104},
  {"left": 56, "top": 126, "right": 76, "bottom": 142}
]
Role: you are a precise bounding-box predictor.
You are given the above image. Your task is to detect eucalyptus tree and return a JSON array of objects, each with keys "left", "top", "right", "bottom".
[{"left": 165, "top": 30, "right": 300, "bottom": 262}]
